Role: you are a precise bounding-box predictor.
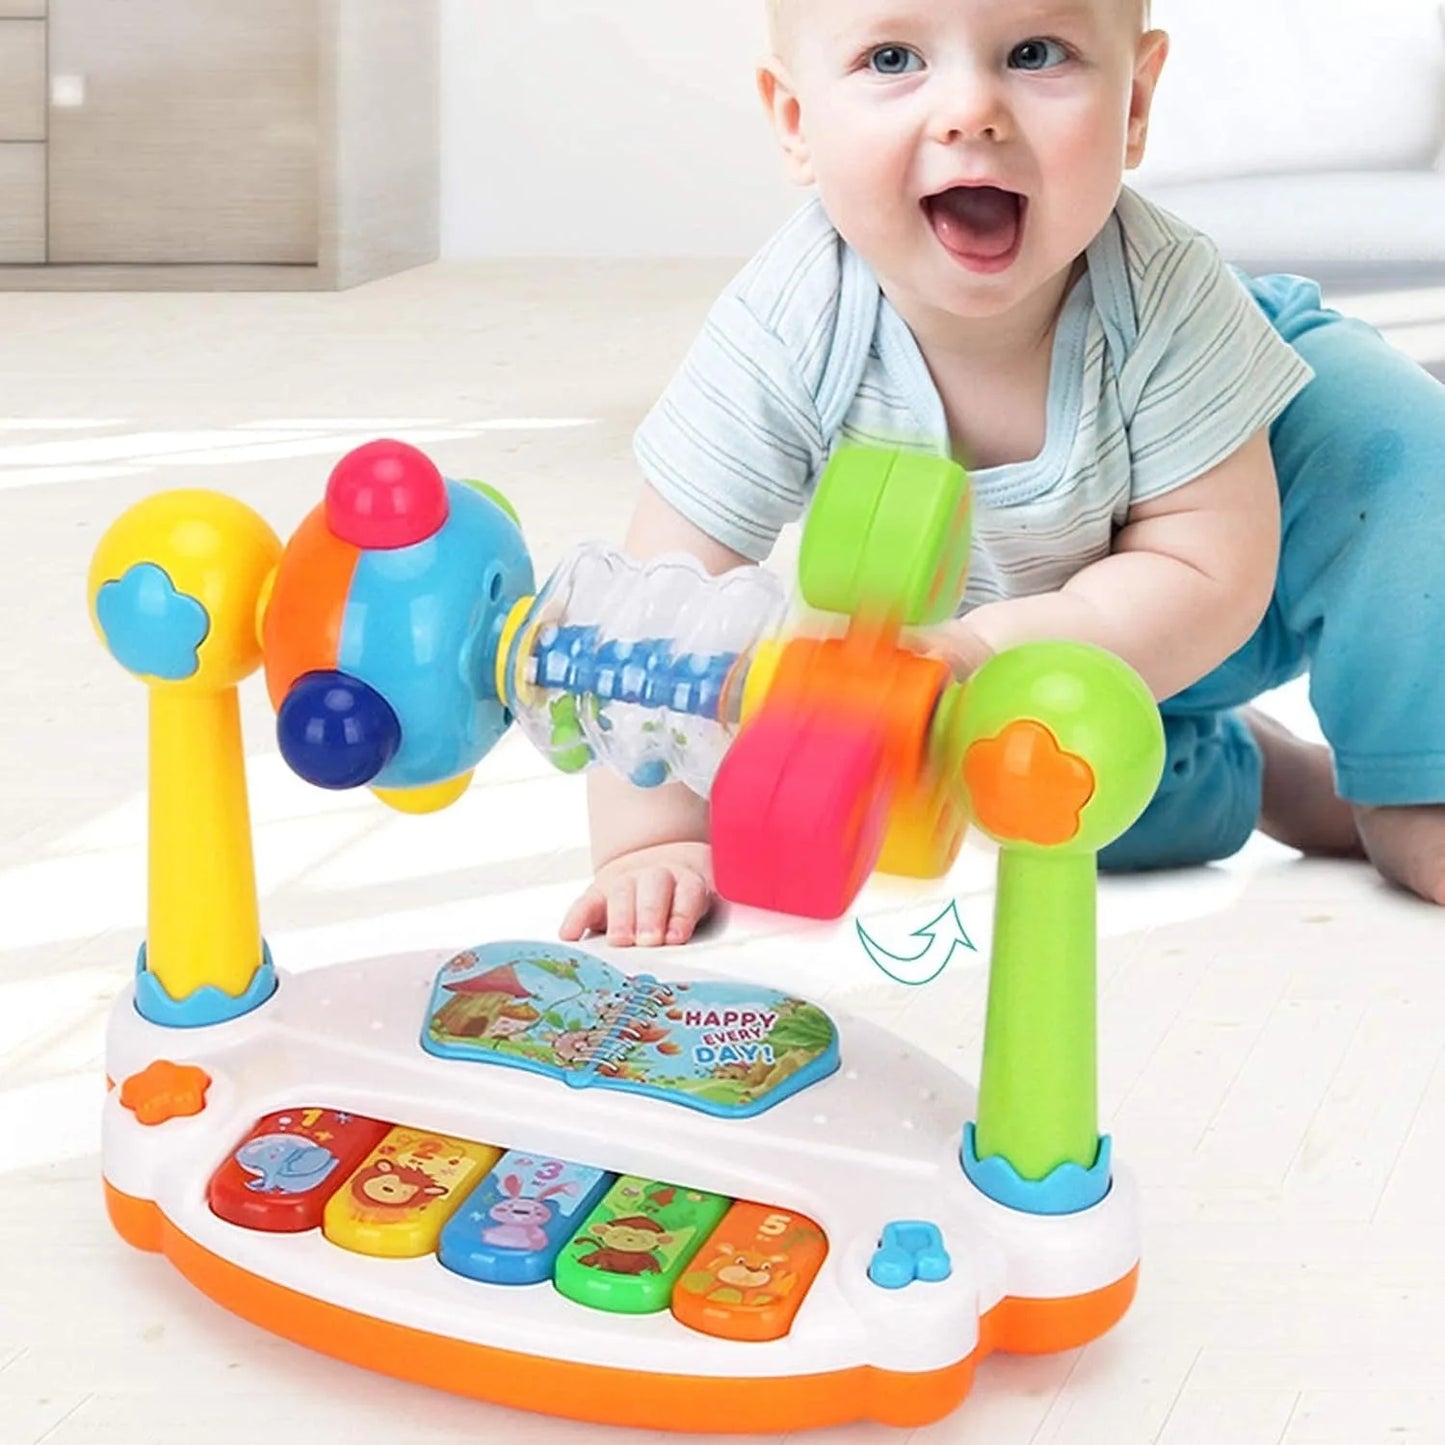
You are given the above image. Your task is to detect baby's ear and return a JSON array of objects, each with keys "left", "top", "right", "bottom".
[
  {"left": 758, "top": 60, "right": 814, "bottom": 186},
  {"left": 1124, "top": 28, "right": 1170, "bottom": 171}
]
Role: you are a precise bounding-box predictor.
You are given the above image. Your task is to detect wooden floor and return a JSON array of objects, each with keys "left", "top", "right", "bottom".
[{"left": 2, "top": 264, "right": 1443, "bottom": 1445}]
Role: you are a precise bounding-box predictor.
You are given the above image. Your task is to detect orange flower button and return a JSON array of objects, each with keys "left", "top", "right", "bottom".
[
  {"left": 119, "top": 1060, "right": 212, "bottom": 1126},
  {"left": 964, "top": 720, "right": 1095, "bottom": 847}
]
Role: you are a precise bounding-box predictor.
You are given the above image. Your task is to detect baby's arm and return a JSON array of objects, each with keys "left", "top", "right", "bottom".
[
  {"left": 559, "top": 483, "right": 753, "bottom": 948},
  {"left": 937, "top": 430, "right": 1281, "bottom": 700}
]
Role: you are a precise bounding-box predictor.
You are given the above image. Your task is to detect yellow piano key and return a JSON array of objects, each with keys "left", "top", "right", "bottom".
[{"left": 324, "top": 1125, "right": 501, "bottom": 1259}]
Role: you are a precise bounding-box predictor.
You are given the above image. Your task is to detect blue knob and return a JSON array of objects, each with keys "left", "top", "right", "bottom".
[{"left": 277, "top": 670, "right": 402, "bottom": 789}]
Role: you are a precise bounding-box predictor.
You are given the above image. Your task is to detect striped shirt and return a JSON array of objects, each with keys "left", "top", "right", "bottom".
[{"left": 634, "top": 187, "right": 1313, "bottom": 608}]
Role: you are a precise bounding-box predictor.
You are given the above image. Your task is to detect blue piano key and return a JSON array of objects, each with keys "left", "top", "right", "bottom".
[{"left": 438, "top": 1151, "right": 617, "bottom": 1286}]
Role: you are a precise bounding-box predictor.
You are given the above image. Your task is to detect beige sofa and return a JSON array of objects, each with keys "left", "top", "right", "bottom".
[{"left": 1133, "top": 0, "right": 1445, "bottom": 279}]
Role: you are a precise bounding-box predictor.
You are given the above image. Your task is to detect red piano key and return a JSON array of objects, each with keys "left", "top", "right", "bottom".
[{"left": 208, "top": 1107, "right": 390, "bottom": 1233}]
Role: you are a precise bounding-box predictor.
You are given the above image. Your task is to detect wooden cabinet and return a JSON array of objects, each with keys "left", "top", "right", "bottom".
[
  {"left": 47, "top": 0, "right": 319, "bottom": 264},
  {"left": 0, "top": 0, "right": 438, "bottom": 288},
  {"left": 0, "top": 6, "right": 45, "bottom": 261},
  {"left": 0, "top": 18, "right": 45, "bottom": 138},
  {"left": 0, "top": 141, "right": 43, "bottom": 261}
]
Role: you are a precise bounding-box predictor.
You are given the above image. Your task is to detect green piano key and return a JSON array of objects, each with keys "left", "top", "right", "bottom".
[{"left": 554, "top": 1174, "right": 731, "bottom": 1315}]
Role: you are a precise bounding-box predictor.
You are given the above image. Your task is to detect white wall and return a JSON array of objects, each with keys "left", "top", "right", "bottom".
[
  {"left": 440, "top": 0, "right": 801, "bottom": 259},
  {"left": 439, "top": 0, "right": 1445, "bottom": 263}
]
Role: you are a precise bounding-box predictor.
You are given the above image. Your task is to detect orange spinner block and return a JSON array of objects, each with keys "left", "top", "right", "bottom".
[{"left": 762, "top": 632, "right": 950, "bottom": 788}]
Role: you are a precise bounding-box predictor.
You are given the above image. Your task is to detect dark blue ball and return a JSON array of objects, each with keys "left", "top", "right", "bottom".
[{"left": 277, "top": 670, "right": 402, "bottom": 789}]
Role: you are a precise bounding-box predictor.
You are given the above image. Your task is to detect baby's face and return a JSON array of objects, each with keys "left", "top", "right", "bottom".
[{"left": 763, "top": 0, "right": 1164, "bottom": 324}]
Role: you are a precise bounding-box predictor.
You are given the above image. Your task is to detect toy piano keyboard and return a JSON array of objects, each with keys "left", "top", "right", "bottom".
[{"left": 104, "top": 940, "right": 1141, "bottom": 1433}]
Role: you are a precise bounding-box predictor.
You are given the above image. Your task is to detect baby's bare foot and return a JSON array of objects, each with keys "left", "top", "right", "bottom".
[
  {"left": 1243, "top": 708, "right": 1365, "bottom": 859},
  {"left": 1353, "top": 804, "right": 1445, "bottom": 906}
]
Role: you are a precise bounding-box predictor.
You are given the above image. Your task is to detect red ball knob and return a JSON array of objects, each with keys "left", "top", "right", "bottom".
[{"left": 325, "top": 440, "right": 449, "bottom": 550}]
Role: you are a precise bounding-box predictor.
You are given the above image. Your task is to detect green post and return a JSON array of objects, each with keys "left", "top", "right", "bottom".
[
  {"left": 975, "top": 849, "right": 1099, "bottom": 1176},
  {"left": 937, "top": 641, "right": 1164, "bottom": 1210}
]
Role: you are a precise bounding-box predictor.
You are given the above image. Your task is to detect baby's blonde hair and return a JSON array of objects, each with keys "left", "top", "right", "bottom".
[{"left": 766, "top": 0, "right": 1150, "bottom": 51}]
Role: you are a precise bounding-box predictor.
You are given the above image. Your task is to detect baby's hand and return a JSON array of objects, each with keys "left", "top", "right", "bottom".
[
  {"left": 913, "top": 619, "right": 995, "bottom": 680},
  {"left": 559, "top": 841, "right": 714, "bottom": 948}
]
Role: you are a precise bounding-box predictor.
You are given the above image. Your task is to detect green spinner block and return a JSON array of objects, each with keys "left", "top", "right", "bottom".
[{"left": 798, "top": 445, "right": 971, "bottom": 625}]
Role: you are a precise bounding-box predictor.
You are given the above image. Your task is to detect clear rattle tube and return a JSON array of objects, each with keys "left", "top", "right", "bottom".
[{"left": 500, "top": 544, "right": 788, "bottom": 796}]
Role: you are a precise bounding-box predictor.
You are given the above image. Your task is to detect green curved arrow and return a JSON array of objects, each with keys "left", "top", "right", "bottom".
[{"left": 856, "top": 901, "right": 977, "bottom": 986}]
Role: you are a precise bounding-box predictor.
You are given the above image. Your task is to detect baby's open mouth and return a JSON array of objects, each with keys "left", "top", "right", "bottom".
[{"left": 924, "top": 186, "right": 1026, "bottom": 269}]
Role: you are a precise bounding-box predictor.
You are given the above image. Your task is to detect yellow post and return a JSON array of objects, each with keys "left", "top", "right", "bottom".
[
  {"left": 148, "top": 688, "right": 262, "bottom": 1001},
  {"left": 89, "top": 491, "right": 283, "bottom": 1026}
]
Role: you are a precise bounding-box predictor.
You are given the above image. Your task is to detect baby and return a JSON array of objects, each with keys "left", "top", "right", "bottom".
[{"left": 561, "top": 0, "right": 1445, "bottom": 947}]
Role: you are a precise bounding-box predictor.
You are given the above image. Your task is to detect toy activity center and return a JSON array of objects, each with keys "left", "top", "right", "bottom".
[{"left": 89, "top": 439, "right": 1166, "bottom": 1432}]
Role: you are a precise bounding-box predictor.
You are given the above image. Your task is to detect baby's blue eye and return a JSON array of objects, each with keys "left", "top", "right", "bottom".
[
  {"left": 1009, "top": 38, "right": 1070, "bottom": 71},
  {"left": 869, "top": 45, "right": 924, "bottom": 76}
]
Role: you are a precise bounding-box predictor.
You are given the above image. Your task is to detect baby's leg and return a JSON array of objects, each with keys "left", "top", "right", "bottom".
[
  {"left": 1100, "top": 704, "right": 1364, "bottom": 875},
  {"left": 1243, "top": 707, "right": 1362, "bottom": 858},
  {"left": 1100, "top": 701, "right": 1363, "bottom": 874},
  {"left": 1100, "top": 709, "right": 1263, "bottom": 871},
  {"left": 1252, "top": 273, "right": 1445, "bottom": 904}
]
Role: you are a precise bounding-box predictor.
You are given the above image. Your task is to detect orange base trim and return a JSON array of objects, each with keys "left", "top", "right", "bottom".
[
  {"left": 103, "top": 1182, "right": 1136, "bottom": 1433},
  {"left": 106, "top": 1179, "right": 166, "bottom": 1252},
  {"left": 984, "top": 1262, "right": 1139, "bottom": 1355}
]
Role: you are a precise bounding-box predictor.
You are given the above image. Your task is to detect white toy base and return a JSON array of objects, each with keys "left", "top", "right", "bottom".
[{"left": 102, "top": 948, "right": 1140, "bottom": 1434}]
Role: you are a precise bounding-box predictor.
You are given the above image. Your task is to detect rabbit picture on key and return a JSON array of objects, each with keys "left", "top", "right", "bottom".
[{"left": 439, "top": 1152, "right": 616, "bottom": 1286}]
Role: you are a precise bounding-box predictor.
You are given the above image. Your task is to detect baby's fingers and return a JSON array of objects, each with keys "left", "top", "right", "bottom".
[
  {"left": 559, "top": 884, "right": 607, "bottom": 942},
  {"left": 632, "top": 867, "right": 678, "bottom": 948},
  {"left": 603, "top": 875, "right": 641, "bottom": 947},
  {"left": 665, "top": 871, "right": 712, "bottom": 946}
]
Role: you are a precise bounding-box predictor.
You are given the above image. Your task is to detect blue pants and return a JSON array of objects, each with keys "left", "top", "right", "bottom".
[{"left": 1103, "top": 273, "right": 1445, "bottom": 871}]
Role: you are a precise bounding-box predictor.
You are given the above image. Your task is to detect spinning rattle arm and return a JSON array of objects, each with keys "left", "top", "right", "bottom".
[{"left": 252, "top": 440, "right": 1164, "bottom": 927}]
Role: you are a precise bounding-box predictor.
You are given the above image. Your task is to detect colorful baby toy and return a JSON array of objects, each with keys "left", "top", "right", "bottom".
[{"left": 87, "top": 440, "right": 1165, "bottom": 1433}]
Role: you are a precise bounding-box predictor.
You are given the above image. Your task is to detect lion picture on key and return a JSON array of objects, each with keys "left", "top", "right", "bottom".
[{"left": 348, "top": 1158, "right": 446, "bottom": 1217}]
